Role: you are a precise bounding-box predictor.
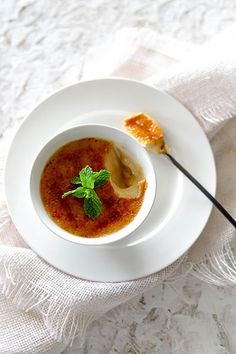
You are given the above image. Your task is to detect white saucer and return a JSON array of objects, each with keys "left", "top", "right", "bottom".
[{"left": 5, "top": 78, "right": 216, "bottom": 282}]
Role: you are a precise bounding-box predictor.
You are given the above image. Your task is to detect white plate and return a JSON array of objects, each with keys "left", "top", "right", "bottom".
[{"left": 5, "top": 78, "right": 216, "bottom": 282}]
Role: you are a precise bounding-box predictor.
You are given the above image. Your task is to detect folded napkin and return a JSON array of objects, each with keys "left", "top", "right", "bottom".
[{"left": 0, "top": 27, "right": 236, "bottom": 354}]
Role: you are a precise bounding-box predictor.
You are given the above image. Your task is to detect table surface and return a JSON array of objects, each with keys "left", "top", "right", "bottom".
[{"left": 1, "top": 1, "right": 236, "bottom": 353}]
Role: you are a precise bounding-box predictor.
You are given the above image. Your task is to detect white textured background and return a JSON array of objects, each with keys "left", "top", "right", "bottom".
[{"left": 1, "top": 1, "right": 236, "bottom": 353}]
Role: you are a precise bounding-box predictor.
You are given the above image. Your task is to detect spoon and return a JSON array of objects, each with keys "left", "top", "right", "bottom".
[{"left": 124, "top": 112, "right": 236, "bottom": 228}]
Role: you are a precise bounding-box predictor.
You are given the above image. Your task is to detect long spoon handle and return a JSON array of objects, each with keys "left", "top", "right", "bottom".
[{"left": 165, "top": 153, "right": 236, "bottom": 228}]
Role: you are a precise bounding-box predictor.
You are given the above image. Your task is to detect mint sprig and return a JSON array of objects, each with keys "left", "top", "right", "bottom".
[{"left": 62, "top": 166, "right": 110, "bottom": 220}]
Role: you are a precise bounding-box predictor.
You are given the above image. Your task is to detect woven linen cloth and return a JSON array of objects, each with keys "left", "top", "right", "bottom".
[{"left": 0, "top": 27, "right": 236, "bottom": 353}]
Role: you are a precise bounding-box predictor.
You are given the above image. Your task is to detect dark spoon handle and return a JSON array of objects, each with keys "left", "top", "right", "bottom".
[{"left": 165, "top": 153, "right": 236, "bottom": 228}]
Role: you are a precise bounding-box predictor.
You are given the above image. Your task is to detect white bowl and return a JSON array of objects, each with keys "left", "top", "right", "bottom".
[{"left": 30, "top": 124, "right": 156, "bottom": 245}]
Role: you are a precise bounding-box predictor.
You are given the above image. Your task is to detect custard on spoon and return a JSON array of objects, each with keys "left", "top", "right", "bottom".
[
  {"left": 123, "top": 112, "right": 236, "bottom": 228},
  {"left": 123, "top": 112, "right": 169, "bottom": 154}
]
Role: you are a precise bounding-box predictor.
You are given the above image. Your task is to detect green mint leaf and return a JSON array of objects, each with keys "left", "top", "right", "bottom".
[
  {"left": 94, "top": 169, "right": 110, "bottom": 188},
  {"left": 83, "top": 190, "right": 102, "bottom": 219},
  {"left": 71, "top": 176, "right": 82, "bottom": 185},
  {"left": 61, "top": 189, "right": 77, "bottom": 199},
  {"left": 79, "top": 165, "right": 94, "bottom": 189},
  {"left": 73, "top": 187, "right": 87, "bottom": 198},
  {"left": 62, "top": 187, "right": 86, "bottom": 199}
]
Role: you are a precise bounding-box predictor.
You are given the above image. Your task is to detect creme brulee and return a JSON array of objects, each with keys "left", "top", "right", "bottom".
[{"left": 40, "top": 138, "right": 146, "bottom": 237}]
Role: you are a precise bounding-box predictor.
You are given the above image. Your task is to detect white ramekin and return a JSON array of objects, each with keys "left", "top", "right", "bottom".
[{"left": 30, "top": 124, "right": 156, "bottom": 245}]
